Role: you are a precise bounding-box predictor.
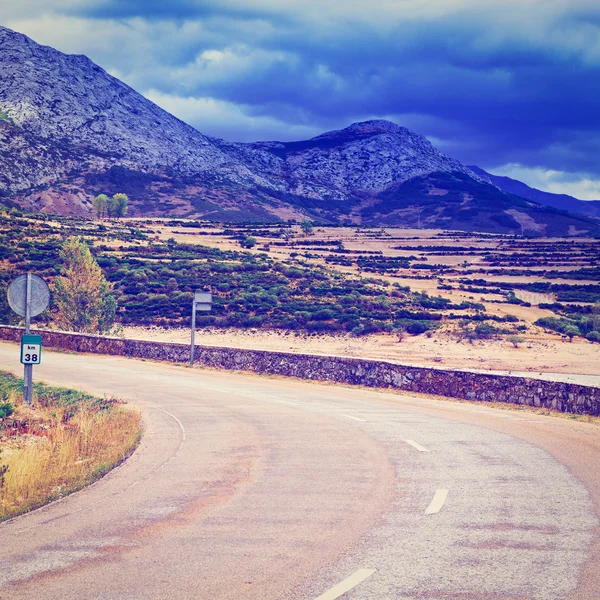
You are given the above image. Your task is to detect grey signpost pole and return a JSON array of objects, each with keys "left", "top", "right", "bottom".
[
  {"left": 190, "top": 299, "right": 197, "bottom": 365},
  {"left": 23, "top": 274, "right": 33, "bottom": 405},
  {"left": 190, "top": 291, "right": 212, "bottom": 365},
  {"left": 7, "top": 273, "right": 50, "bottom": 407}
]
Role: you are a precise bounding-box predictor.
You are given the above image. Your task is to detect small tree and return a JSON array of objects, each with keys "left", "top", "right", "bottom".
[
  {"left": 563, "top": 325, "right": 580, "bottom": 342},
  {"left": 102, "top": 193, "right": 129, "bottom": 219},
  {"left": 113, "top": 193, "right": 129, "bottom": 218},
  {"left": 300, "top": 220, "right": 314, "bottom": 236},
  {"left": 241, "top": 236, "right": 257, "bottom": 249},
  {"left": 93, "top": 194, "right": 109, "bottom": 218},
  {"left": 394, "top": 325, "right": 405, "bottom": 343},
  {"left": 507, "top": 335, "right": 525, "bottom": 348},
  {"left": 586, "top": 331, "right": 600, "bottom": 343},
  {"left": 592, "top": 302, "right": 600, "bottom": 331},
  {"left": 53, "top": 237, "right": 117, "bottom": 334}
]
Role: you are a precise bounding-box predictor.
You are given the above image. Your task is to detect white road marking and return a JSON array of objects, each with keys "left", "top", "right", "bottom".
[
  {"left": 314, "top": 569, "right": 376, "bottom": 600},
  {"left": 343, "top": 414, "right": 367, "bottom": 422},
  {"left": 11, "top": 403, "right": 186, "bottom": 534},
  {"left": 405, "top": 439, "right": 430, "bottom": 452},
  {"left": 425, "top": 489, "right": 449, "bottom": 515}
]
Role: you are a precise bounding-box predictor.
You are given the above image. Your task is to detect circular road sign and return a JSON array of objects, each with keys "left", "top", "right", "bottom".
[{"left": 7, "top": 274, "right": 50, "bottom": 318}]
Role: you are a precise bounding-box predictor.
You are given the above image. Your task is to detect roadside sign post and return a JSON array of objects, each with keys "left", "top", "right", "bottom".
[
  {"left": 24, "top": 275, "right": 33, "bottom": 404},
  {"left": 7, "top": 274, "right": 50, "bottom": 405},
  {"left": 190, "top": 291, "right": 212, "bottom": 365},
  {"left": 21, "top": 334, "right": 42, "bottom": 365}
]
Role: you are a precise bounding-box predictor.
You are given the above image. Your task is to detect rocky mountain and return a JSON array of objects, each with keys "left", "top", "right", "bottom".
[
  {"left": 1, "top": 25, "right": 599, "bottom": 236},
  {"left": 468, "top": 165, "right": 600, "bottom": 218}
]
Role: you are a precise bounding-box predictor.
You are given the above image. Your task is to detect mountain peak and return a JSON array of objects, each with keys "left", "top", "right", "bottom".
[
  {"left": 312, "top": 119, "right": 410, "bottom": 141},
  {"left": 345, "top": 119, "right": 410, "bottom": 135}
]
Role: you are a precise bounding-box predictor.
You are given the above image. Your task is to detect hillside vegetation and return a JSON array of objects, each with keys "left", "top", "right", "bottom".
[{"left": 0, "top": 211, "right": 522, "bottom": 339}]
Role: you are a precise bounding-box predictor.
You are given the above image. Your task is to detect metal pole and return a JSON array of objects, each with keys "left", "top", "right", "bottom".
[
  {"left": 190, "top": 299, "right": 196, "bottom": 365},
  {"left": 24, "top": 273, "right": 33, "bottom": 405}
]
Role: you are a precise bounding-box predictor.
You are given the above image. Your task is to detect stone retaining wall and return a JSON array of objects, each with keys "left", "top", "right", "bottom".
[{"left": 1, "top": 325, "right": 599, "bottom": 415}]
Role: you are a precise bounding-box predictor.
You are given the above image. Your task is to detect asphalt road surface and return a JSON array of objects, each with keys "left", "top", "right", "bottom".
[{"left": 1, "top": 341, "right": 599, "bottom": 600}]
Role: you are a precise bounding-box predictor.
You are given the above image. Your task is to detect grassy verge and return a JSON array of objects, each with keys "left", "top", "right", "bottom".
[{"left": 0, "top": 371, "right": 142, "bottom": 521}]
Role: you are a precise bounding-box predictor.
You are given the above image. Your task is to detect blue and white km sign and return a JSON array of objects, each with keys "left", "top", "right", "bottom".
[{"left": 21, "top": 334, "right": 42, "bottom": 365}]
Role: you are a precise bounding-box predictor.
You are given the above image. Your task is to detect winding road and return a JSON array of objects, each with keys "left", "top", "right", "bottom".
[{"left": 1, "top": 341, "right": 599, "bottom": 600}]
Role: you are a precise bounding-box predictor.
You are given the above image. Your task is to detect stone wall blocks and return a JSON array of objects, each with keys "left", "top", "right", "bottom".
[{"left": 0, "top": 325, "right": 598, "bottom": 416}]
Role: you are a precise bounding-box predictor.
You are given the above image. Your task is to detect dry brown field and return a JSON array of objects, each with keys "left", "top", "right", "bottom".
[{"left": 114, "top": 220, "right": 600, "bottom": 376}]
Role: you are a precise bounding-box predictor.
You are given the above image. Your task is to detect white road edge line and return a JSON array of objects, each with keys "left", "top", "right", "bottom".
[
  {"left": 405, "top": 439, "right": 429, "bottom": 452},
  {"left": 314, "top": 569, "right": 376, "bottom": 600},
  {"left": 425, "top": 489, "right": 449, "bottom": 515},
  {"left": 343, "top": 414, "right": 367, "bottom": 422},
  {"left": 11, "top": 403, "right": 186, "bottom": 534}
]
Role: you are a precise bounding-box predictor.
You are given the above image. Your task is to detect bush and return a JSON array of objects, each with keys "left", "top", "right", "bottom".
[
  {"left": 507, "top": 335, "right": 525, "bottom": 348},
  {"left": 586, "top": 331, "right": 600, "bottom": 343},
  {"left": 313, "top": 308, "right": 334, "bottom": 321},
  {"left": 406, "top": 322, "right": 429, "bottom": 335},
  {"left": 474, "top": 323, "right": 501, "bottom": 339},
  {"left": 0, "top": 400, "right": 14, "bottom": 419},
  {"left": 563, "top": 325, "right": 580, "bottom": 341}
]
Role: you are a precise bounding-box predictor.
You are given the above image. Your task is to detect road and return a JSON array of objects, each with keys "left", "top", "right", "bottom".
[{"left": 0, "top": 341, "right": 599, "bottom": 600}]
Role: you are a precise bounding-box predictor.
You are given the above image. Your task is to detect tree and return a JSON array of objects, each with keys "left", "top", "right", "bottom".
[
  {"left": 106, "top": 195, "right": 117, "bottom": 218},
  {"left": 102, "top": 193, "right": 129, "bottom": 218},
  {"left": 507, "top": 335, "right": 525, "bottom": 348},
  {"left": 592, "top": 302, "right": 600, "bottom": 332},
  {"left": 53, "top": 237, "right": 117, "bottom": 334},
  {"left": 300, "top": 220, "right": 314, "bottom": 236},
  {"left": 563, "top": 325, "right": 580, "bottom": 342},
  {"left": 394, "top": 325, "right": 405, "bottom": 342},
  {"left": 586, "top": 331, "right": 600, "bottom": 343},
  {"left": 113, "top": 193, "right": 129, "bottom": 218},
  {"left": 93, "top": 194, "right": 109, "bottom": 218},
  {"left": 241, "top": 236, "right": 257, "bottom": 249}
]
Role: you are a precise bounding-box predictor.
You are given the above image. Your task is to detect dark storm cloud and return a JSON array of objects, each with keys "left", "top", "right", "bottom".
[
  {"left": 6, "top": 0, "right": 600, "bottom": 191},
  {"left": 66, "top": 0, "right": 282, "bottom": 21}
]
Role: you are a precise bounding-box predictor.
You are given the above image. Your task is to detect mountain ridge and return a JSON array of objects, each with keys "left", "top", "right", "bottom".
[
  {"left": 468, "top": 165, "right": 600, "bottom": 218},
  {"left": 1, "top": 25, "right": 599, "bottom": 236}
]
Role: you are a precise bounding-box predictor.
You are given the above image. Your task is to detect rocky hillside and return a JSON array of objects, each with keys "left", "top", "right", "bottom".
[{"left": 1, "top": 25, "right": 599, "bottom": 235}]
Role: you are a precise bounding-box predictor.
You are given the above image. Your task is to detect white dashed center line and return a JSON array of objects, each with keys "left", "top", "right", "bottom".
[
  {"left": 405, "top": 439, "right": 430, "bottom": 452},
  {"left": 314, "top": 569, "right": 376, "bottom": 600},
  {"left": 425, "top": 489, "right": 449, "bottom": 515}
]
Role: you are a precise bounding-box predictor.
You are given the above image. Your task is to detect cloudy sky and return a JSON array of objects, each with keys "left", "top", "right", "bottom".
[{"left": 5, "top": 0, "right": 600, "bottom": 198}]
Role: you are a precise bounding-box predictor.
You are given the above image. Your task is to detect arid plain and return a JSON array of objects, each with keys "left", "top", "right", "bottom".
[{"left": 119, "top": 220, "right": 600, "bottom": 376}]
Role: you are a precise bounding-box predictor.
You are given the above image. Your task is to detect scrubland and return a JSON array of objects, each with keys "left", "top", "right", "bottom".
[{"left": 1, "top": 211, "right": 599, "bottom": 375}]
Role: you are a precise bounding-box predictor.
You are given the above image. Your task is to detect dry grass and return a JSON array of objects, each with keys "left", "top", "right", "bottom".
[{"left": 0, "top": 373, "right": 142, "bottom": 521}]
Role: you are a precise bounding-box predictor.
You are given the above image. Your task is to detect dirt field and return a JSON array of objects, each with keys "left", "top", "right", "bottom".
[
  {"left": 121, "top": 325, "right": 600, "bottom": 376},
  {"left": 139, "top": 221, "right": 599, "bottom": 322}
]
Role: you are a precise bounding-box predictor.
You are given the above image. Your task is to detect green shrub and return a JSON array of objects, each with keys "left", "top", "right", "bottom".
[
  {"left": 406, "top": 322, "right": 429, "bottom": 335},
  {"left": 586, "top": 331, "right": 600, "bottom": 343},
  {"left": 563, "top": 325, "right": 580, "bottom": 341},
  {"left": 474, "top": 323, "right": 501, "bottom": 338},
  {"left": 0, "top": 400, "right": 14, "bottom": 419},
  {"left": 507, "top": 335, "right": 525, "bottom": 348}
]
